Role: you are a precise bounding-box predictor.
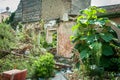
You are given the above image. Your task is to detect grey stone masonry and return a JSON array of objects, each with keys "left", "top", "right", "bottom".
[
  {"left": 14, "top": 0, "right": 91, "bottom": 22},
  {"left": 71, "top": 0, "right": 91, "bottom": 15},
  {"left": 14, "top": 0, "right": 22, "bottom": 22},
  {"left": 22, "top": 0, "right": 41, "bottom": 22},
  {"left": 15, "top": 0, "right": 41, "bottom": 22}
]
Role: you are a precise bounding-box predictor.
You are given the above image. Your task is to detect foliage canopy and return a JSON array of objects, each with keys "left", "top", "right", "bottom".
[{"left": 71, "top": 6, "right": 120, "bottom": 78}]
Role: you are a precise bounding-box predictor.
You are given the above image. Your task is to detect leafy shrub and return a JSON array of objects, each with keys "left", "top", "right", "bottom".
[
  {"left": 0, "top": 54, "right": 35, "bottom": 78},
  {"left": 71, "top": 6, "right": 120, "bottom": 78},
  {"left": 5, "top": 12, "right": 15, "bottom": 24},
  {"left": 34, "top": 53, "right": 55, "bottom": 78},
  {"left": 101, "top": 57, "right": 120, "bottom": 72},
  {"left": 0, "top": 23, "right": 15, "bottom": 50}
]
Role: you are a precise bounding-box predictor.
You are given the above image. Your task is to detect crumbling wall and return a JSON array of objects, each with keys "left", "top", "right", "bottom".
[
  {"left": 46, "top": 28, "right": 57, "bottom": 43},
  {"left": 15, "top": 0, "right": 42, "bottom": 22},
  {"left": 23, "top": 22, "right": 43, "bottom": 34},
  {"left": 22, "top": 0, "right": 41, "bottom": 22},
  {"left": 110, "top": 18, "right": 120, "bottom": 24},
  {"left": 71, "top": 0, "right": 91, "bottom": 14},
  {"left": 15, "top": 0, "right": 91, "bottom": 22},
  {"left": 14, "top": 0, "right": 22, "bottom": 22},
  {"left": 41, "top": 0, "right": 71, "bottom": 20},
  {"left": 57, "top": 22, "right": 75, "bottom": 57}
]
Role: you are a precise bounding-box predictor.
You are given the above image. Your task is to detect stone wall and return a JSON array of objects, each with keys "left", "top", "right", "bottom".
[
  {"left": 22, "top": 22, "right": 43, "bottom": 33},
  {"left": 111, "top": 18, "right": 120, "bottom": 24},
  {"left": 22, "top": 0, "right": 41, "bottom": 22},
  {"left": 71, "top": 0, "right": 91, "bottom": 14},
  {"left": 15, "top": 0, "right": 42, "bottom": 22},
  {"left": 46, "top": 28, "right": 57, "bottom": 43},
  {"left": 41, "top": 0, "right": 71, "bottom": 21},
  {"left": 14, "top": 0, "right": 71, "bottom": 22},
  {"left": 14, "top": 0, "right": 91, "bottom": 22},
  {"left": 14, "top": 0, "right": 22, "bottom": 22}
]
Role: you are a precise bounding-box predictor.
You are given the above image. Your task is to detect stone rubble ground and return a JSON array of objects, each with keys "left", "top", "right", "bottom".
[{"left": 50, "top": 72, "right": 67, "bottom": 80}]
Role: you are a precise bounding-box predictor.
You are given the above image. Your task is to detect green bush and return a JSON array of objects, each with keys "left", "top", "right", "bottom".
[
  {"left": 0, "top": 23, "right": 15, "bottom": 50},
  {"left": 0, "top": 54, "right": 35, "bottom": 78},
  {"left": 71, "top": 6, "right": 120, "bottom": 78},
  {"left": 34, "top": 53, "right": 55, "bottom": 78}
]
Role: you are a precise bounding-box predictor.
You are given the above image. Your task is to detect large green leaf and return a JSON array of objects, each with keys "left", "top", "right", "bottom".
[
  {"left": 88, "top": 20, "right": 95, "bottom": 24},
  {"left": 80, "top": 49, "right": 91, "bottom": 59},
  {"left": 72, "top": 23, "right": 79, "bottom": 31},
  {"left": 94, "top": 18, "right": 109, "bottom": 27},
  {"left": 80, "top": 36, "right": 87, "bottom": 40},
  {"left": 90, "top": 42, "right": 102, "bottom": 52},
  {"left": 102, "top": 45, "right": 114, "bottom": 56},
  {"left": 97, "top": 8, "right": 106, "bottom": 13},
  {"left": 86, "top": 35, "right": 99, "bottom": 43},
  {"left": 100, "top": 33, "right": 114, "bottom": 42}
]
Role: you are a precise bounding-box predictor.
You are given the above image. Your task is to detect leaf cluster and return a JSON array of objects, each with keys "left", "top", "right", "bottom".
[
  {"left": 71, "top": 6, "right": 120, "bottom": 75},
  {"left": 0, "top": 23, "right": 15, "bottom": 50},
  {"left": 34, "top": 53, "right": 55, "bottom": 78}
]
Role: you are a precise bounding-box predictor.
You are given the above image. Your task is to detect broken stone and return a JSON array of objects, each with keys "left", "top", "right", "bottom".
[{"left": 62, "top": 13, "right": 69, "bottom": 21}]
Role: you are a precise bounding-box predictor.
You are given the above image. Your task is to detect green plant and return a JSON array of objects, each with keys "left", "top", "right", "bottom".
[
  {"left": 4, "top": 12, "right": 18, "bottom": 29},
  {"left": 52, "top": 32, "right": 57, "bottom": 48},
  {"left": 0, "top": 20, "right": 55, "bottom": 79},
  {"left": 101, "top": 57, "right": 120, "bottom": 72},
  {"left": 5, "top": 12, "right": 15, "bottom": 24},
  {"left": 0, "top": 23, "right": 15, "bottom": 51},
  {"left": 0, "top": 53, "right": 36, "bottom": 78},
  {"left": 34, "top": 53, "right": 55, "bottom": 78},
  {"left": 71, "top": 6, "right": 120, "bottom": 78}
]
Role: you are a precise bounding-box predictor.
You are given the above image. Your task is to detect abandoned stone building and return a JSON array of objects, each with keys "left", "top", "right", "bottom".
[
  {"left": 14, "top": 0, "right": 120, "bottom": 57},
  {"left": 14, "top": 0, "right": 91, "bottom": 22},
  {"left": 14, "top": 0, "right": 91, "bottom": 57}
]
